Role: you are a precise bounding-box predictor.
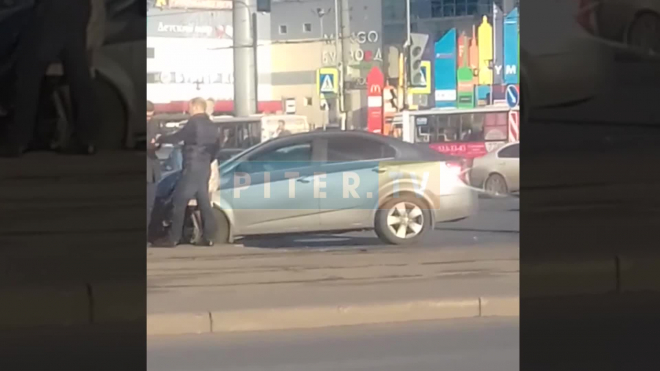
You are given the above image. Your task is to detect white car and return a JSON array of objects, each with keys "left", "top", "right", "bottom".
[
  {"left": 523, "top": 0, "right": 614, "bottom": 120},
  {"left": 587, "top": 0, "right": 660, "bottom": 54}
]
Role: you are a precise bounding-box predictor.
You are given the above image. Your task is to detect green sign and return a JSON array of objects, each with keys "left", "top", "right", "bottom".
[{"left": 456, "top": 67, "right": 474, "bottom": 109}]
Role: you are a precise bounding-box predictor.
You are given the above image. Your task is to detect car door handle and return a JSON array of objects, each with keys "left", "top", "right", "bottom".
[
  {"left": 297, "top": 177, "right": 311, "bottom": 184},
  {"left": 372, "top": 167, "right": 388, "bottom": 174}
]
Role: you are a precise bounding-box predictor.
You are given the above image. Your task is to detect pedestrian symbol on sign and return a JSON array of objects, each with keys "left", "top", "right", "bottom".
[
  {"left": 320, "top": 74, "right": 335, "bottom": 93},
  {"left": 317, "top": 68, "right": 339, "bottom": 95},
  {"left": 419, "top": 65, "right": 427, "bottom": 86}
]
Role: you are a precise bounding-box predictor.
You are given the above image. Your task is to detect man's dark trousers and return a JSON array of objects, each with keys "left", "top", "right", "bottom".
[
  {"left": 169, "top": 162, "right": 217, "bottom": 244},
  {"left": 9, "top": 0, "right": 97, "bottom": 147},
  {"left": 147, "top": 182, "right": 157, "bottom": 233}
]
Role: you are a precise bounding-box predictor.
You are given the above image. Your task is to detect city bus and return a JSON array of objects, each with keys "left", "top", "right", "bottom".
[{"left": 392, "top": 106, "right": 520, "bottom": 159}]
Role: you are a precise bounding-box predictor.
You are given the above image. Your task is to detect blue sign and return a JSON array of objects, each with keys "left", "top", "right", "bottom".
[
  {"left": 506, "top": 84, "right": 519, "bottom": 108},
  {"left": 503, "top": 8, "right": 519, "bottom": 85},
  {"left": 434, "top": 28, "right": 457, "bottom": 108},
  {"left": 318, "top": 68, "right": 338, "bottom": 94}
]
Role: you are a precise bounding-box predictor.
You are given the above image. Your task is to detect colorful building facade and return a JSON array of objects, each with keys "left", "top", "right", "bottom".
[{"left": 430, "top": 6, "right": 519, "bottom": 109}]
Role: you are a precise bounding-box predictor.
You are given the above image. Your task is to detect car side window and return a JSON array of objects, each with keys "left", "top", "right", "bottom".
[
  {"left": 237, "top": 142, "right": 313, "bottom": 173},
  {"left": 498, "top": 144, "right": 519, "bottom": 159},
  {"left": 326, "top": 138, "right": 396, "bottom": 162}
]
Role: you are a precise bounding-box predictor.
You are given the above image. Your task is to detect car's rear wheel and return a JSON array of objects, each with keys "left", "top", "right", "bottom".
[
  {"left": 375, "top": 196, "right": 431, "bottom": 245},
  {"left": 484, "top": 173, "right": 509, "bottom": 197}
]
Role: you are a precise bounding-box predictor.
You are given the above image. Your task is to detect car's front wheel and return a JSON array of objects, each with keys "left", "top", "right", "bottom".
[
  {"left": 375, "top": 196, "right": 431, "bottom": 245},
  {"left": 188, "top": 207, "right": 230, "bottom": 245}
]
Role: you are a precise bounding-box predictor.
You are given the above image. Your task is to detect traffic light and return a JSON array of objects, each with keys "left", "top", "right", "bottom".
[
  {"left": 408, "top": 33, "right": 429, "bottom": 88},
  {"left": 384, "top": 86, "right": 398, "bottom": 114},
  {"left": 257, "top": 0, "right": 271, "bottom": 12}
]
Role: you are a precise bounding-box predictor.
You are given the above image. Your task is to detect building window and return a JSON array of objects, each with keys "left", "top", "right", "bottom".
[
  {"left": 303, "top": 23, "right": 312, "bottom": 33},
  {"left": 279, "top": 24, "right": 288, "bottom": 34},
  {"left": 304, "top": 97, "right": 313, "bottom": 106}
]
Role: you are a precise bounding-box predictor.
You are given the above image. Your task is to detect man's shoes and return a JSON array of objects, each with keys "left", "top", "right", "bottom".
[
  {"left": 58, "top": 141, "right": 97, "bottom": 155},
  {"left": 198, "top": 238, "right": 215, "bottom": 247},
  {"left": 0, "top": 143, "right": 27, "bottom": 158},
  {"left": 151, "top": 239, "right": 177, "bottom": 248}
]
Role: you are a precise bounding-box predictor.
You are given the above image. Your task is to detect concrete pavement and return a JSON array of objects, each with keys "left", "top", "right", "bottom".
[
  {"left": 147, "top": 198, "right": 519, "bottom": 335},
  {"left": 147, "top": 317, "right": 519, "bottom": 371},
  {"left": 147, "top": 242, "right": 520, "bottom": 335}
]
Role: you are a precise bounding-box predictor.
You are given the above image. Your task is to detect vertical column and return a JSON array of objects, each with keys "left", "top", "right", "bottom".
[
  {"left": 233, "top": 0, "right": 256, "bottom": 116},
  {"left": 340, "top": 0, "right": 351, "bottom": 129}
]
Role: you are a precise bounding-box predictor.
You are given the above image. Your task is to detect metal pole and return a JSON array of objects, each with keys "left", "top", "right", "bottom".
[
  {"left": 340, "top": 0, "right": 351, "bottom": 129},
  {"left": 333, "top": 0, "right": 343, "bottom": 128},
  {"left": 318, "top": 14, "right": 327, "bottom": 129},
  {"left": 253, "top": 11, "right": 259, "bottom": 113},
  {"left": 233, "top": 0, "right": 256, "bottom": 116},
  {"left": 490, "top": 3, "right": 496, "bottom": 106},
  {"left": 402, "top": 0, "right": 411, "bottom": 110}
]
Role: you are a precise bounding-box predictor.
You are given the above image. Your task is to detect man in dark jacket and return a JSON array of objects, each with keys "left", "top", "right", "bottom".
[
  {"left": 146, "top": 101, "right": 161, "bottom": 245},
  {"left": 156, "top": 97, "right": 220, "bottom": 247}
]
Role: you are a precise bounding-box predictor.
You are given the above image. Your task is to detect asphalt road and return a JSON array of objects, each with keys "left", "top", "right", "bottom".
[{"left": 147, "top": 317, "right": 519, "bottom": 371}]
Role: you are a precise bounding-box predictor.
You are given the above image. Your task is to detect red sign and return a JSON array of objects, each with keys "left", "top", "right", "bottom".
[
  {"left": 366, "top": 67, "right": 384, "bottom": 134},
  {"left": 508, "top": 110, "right": 519, "bottom": 142},
  {"left": 428, "top": 142, "right": 489, "bottom": 159}
]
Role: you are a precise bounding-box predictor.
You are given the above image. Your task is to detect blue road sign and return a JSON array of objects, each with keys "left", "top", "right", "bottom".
[
  {"left": 506, "top": 84, "right": 519, "bottom": 108},
  {"left": 318, "top": 69, "right": 338, "bottom": 94}
]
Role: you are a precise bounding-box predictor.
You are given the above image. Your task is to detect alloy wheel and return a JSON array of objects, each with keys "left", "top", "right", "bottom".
[{"left": 386, "top": 202, "right": 425, "bottom": 239}]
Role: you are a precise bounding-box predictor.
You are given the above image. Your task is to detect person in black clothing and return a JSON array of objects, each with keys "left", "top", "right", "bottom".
[
  {"left": 146, "top": 101, "right": 161, "bottom": 246},
  {"left": 1, "top": 0, "right": 99, "bottom": 157},
  {"left": 156, "top": 98, "right": 221, "bottom": 247},
  {"left": 275, "top": 120, "right": 292, "bottom": 137}
]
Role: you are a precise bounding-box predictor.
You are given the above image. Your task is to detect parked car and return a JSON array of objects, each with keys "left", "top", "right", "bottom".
[
  {"left": 149, "top": 131, "right": 478, "bottom": 246},
  {"left": 469, "top": 142, "right": 520, "bottom": 197},
  {"left": 578, "top": 0, "right": 660, "bottom": 54},
  {"left": 522, "top": 0, "right": 614, "bottom": 121}
]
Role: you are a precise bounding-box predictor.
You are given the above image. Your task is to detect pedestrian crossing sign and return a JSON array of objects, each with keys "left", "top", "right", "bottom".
[
  {"left": 410, "top": 61, "right": 431, "bottom": 95},
  {"left": 317, "top": 68, "right": 338, "bottom": 95}
]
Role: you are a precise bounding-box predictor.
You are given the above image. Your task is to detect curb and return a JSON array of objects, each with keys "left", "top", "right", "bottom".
[{"left": 147, "top": 296, "right": 519, "bottom": 336}]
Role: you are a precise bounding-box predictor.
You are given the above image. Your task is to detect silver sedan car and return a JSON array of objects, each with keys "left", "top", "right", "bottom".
[
  {"left": 469, "top": 142, "right": 520, "bottom": 197},
  {"left": 580, "top": 0, "right": 660, "bottom": 54},
  {"left": 181, "top": 131, "right": 477, "bottom": 246}
]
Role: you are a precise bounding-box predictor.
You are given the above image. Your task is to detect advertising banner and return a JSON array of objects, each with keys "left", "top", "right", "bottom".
[
  {"left": 504, "top": 8, "right": 519, "bottom": 85},
  {"left": 434, "top": 28, "right": 457, "bottom": 108},
  {"left": 366, "top": 67, "right": 385, "bottom": 133}
]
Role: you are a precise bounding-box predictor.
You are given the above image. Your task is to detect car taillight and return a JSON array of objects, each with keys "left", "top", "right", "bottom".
[
  {"left": 576, "top": 0, "right": 599, "bottom": 35},
  {"left": 446, "top": 161, "right": 469, "bottom": 184}
]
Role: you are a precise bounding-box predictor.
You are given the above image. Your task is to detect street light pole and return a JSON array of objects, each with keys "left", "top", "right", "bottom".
[
  {"left": 315, "top": 8, "right": 329, "bottom": 129},
  {"left": 340, "top": 0, "right": 351, "bottom": 129},
  {"left": 233, "top": 0, "right": 256, "bottom": 117},
  {"left": 333, "top": 0, "right": 343, "bottom": 128},
  {"left": 402, "top": 0, "right": 411, "bottom": 111}
]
